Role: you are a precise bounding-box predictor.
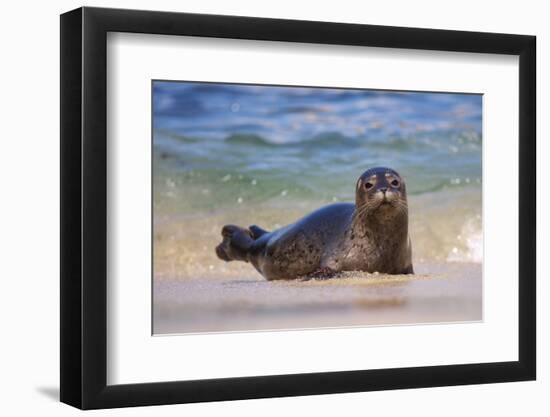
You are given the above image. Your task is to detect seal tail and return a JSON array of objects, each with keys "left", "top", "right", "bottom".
[{"left": 215, "top": 225, "right": 255, "bottom": 262}]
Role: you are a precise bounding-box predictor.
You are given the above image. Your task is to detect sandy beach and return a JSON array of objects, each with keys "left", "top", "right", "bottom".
[{"left": 153, "top": 262, "right": 481, "bottom": 334}]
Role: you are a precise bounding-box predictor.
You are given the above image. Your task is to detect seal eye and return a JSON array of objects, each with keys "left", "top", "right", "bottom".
[
  {"left": 390, "top": 179, "right": 400, "bottom": 187},
  {"left": 364, "top": 182, "right": 373, "bottom": 190}
]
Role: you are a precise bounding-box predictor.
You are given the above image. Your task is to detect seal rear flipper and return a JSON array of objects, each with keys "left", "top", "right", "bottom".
[
  {"left": 249, "top": 224, "right": 269, "bottom": 239},
  {"left": 215, "top": 225, "right": 254, "bottom": 262}
]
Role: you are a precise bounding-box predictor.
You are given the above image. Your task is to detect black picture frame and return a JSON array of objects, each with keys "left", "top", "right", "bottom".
[{"left": 60, "top": 6, "right": 536, "bottom": 410}]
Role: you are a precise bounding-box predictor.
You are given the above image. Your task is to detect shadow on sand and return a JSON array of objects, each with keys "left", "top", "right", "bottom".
[{"left": 36, "top": 386, "right": 59, "bottom": 401}]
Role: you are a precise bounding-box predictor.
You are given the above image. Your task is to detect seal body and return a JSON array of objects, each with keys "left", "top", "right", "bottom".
[{"left": 216, "top": 167, "right": 413, "bottom": 280}]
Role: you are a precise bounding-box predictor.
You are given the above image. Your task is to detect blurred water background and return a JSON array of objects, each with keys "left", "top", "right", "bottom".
[{"left": 153, "top": 81, "right": 482, "bottom": 281}]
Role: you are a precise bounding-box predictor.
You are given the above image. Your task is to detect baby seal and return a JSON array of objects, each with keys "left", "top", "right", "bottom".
[{"left": 215, "top": 167, "right": 413, "bottom": 280}]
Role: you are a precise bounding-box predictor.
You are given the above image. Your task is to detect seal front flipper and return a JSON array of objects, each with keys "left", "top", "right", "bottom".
[
  {"left": 302, "top": 267, "right": 338, "bottom": 280},
  {"left": 402, "top": 264, "right": 414, "bottom": 274},
  {"left": 215, "top": 225, "right": 254, "bottom": 262},
  {"left": 249, "top": 225, "right": 269, "bottom": 239}
]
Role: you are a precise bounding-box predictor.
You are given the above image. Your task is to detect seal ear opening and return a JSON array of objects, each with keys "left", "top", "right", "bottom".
[{"left": 215, "top": 225, "right": 254, "bottom": 262}]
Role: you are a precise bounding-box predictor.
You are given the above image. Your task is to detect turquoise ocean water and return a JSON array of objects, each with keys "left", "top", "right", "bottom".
[{"left": 153, "top": 81, "right": 482, "bottom": 276}]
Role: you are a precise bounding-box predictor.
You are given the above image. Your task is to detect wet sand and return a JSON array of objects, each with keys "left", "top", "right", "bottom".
[{"left": 153, "top": 262, "right": 482, "bottom": 335}]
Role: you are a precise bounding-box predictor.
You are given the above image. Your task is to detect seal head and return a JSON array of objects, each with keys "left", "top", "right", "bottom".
[{"left": 355, "top": 167, "right": 407, "bottom": 216}]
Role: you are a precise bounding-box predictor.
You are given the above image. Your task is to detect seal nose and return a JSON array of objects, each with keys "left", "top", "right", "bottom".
[{"left": 379, "top": 187, "right": 388, "bottom": 194}]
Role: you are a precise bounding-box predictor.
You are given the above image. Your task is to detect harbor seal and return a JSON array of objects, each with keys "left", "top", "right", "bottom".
[{"left": 215, "top": 167, "right": 413, "bottom": 280}]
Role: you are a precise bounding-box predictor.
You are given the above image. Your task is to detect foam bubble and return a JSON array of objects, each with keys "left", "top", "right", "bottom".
[{"left": 447, "top": 219, "right": 482, "bottom": 263}]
